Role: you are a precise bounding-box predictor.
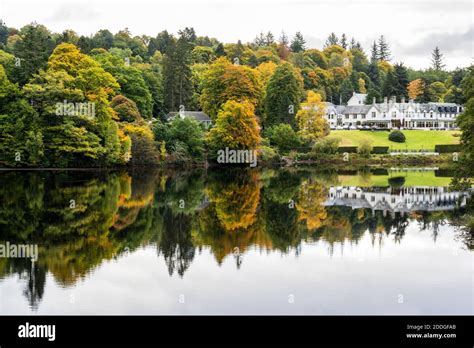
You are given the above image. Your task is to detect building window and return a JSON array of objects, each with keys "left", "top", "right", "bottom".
[
  {"left": 392, "top": 112, "right": 396, "bottom": 117},
  {"left": 371, "top": 112, "right": 376, "bottom": 118},
  {"left": 345, "top": 115, "right": 349, "bottom": 119}
]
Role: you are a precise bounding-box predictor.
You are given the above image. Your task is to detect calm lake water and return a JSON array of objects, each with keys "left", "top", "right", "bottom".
[{"left": 0, "top": 167, "right": 472, "bottom": 314}]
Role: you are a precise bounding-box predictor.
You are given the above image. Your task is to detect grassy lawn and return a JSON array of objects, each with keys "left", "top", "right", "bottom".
[
  {"left": 337, "top": 170, "right": 453, "bottom": 187},
  {"left": 328, "top": 130, "right": 460, "bottom": 151}
]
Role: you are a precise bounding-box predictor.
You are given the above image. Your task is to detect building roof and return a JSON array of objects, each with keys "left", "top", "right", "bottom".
[
  {"left": 353, "top": 93, "right": 367, "bottom": 101},
  {"left": 340, "top": 105, "right": 372, "bottom": 114},
  {"left": 167, "top": 111, "right": 212, "bottom": 122}
]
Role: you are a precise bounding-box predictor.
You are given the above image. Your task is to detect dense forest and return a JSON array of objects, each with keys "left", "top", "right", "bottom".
[{"left": 0, "top": 21, "right": 472, "bottom": 168}]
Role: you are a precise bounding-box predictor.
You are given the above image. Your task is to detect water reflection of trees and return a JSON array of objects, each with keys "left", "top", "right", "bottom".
[{"left": 0, "top": 168, "right": 470, "bottom": 309}]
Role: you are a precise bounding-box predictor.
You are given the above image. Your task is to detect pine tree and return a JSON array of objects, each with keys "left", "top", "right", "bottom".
[
  {"left": 235, "top": 39, "right": 244, "bottom": 59},
  {"left": 382, "top": 69, "right": 397, "bottom": 97},
  {"left": 431, "top": 46, "right": 446, "bottom": 71},
  {"left": 290, "top": 32, "right": 306, "bottom": 53},
  {"left": 215, "top": 43, "right": 225, "bottom": 57},
  {"left": 325, "top": 32, "right": 339, "bottom": 47},
  {"left": 366, "top": 87, "right": 381, "bottom": 104},
  {"left": 393, "top": 63, "right": 409, "bottom": 98},
  {"left": 350, "top": 37, "right": 356, "bottom": 49},
  {"left": 370, "top": 41, "right": 378, "bottom": 62},
  {"left": 340, "top": 33, "right": 348, "bottom": 49},
  {"left": 12, "top": 24, "right": 55, "bottom": 85},
  {"left": 377, "top": 35, "right": 391, "bottom": 61},
  {"left": 0, "top": 20, "right": 8, "bottom": 47},
  {"left": 265, "top": 31, "right": 275, "bottom": 46},
  {"left": 264, "top": 63, "right": 304, "bottom": 127},
  {"left": 279, "top": 31, "right": 289, "bottom": 46},
  {"left": 254, "top": 32, "right": 266, "bottom": 47},
  {"left": 162, "top": 33, "right": 194, "bottom": 111}
]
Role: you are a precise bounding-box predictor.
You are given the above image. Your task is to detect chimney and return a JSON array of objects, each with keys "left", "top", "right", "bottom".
[
  {"left": 401, "top": 97, "right": 405, "bottom": 103},
  {"left": 372, "top": 97, "right": 376, "bottom": 105},
  {"left": 384, "top": 97, "right": 388, "bottom": 105},
  {"left": 391, "top": 96, "right": 396, "bottom": 103}
]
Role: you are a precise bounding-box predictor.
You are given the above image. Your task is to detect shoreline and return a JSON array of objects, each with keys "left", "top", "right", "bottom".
[{"left": 0, "top": 154, "right": 461, "bottom": 171}]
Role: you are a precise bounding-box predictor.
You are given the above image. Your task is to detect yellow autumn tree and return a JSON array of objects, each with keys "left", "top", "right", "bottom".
[
  {"left": 200, "top": 57, "right": 262, "bottom": 120},
  {"left": 407, "top": 78, "right": 425, "bottom": 100},
  {"left": 296, "top": 178, "right": 328, "bottom": 230},
  {"left": 257, "top": 61, "right": 277, "bottom": 86},
  {"left": 207, "top": 99, "right": 261, "bottom": 154},
  {"left": 295, "top": 91, "right": 329, "bottom": 143},
  {"left": 358, "top": 78, "right": 367, "bottom": 93}
]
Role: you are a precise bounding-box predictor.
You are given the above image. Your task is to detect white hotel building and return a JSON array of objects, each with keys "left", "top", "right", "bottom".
[{"left": 324, "top": 93, "right": 463, "bottom": 130}]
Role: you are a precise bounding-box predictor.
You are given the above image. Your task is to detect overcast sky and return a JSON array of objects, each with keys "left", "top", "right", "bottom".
[{"left": 0, "top": 0, "right": 472, "bottom": 69}]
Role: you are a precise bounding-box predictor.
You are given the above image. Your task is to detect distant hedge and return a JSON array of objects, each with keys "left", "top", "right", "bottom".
[
  {"left": 337, "top": 146, "right": 358, "bottom": 153},
  {"left": 435, "top": 144, "right": 461, "bottom": 153},
  {"left": 371, "top": 146, "right": 389, "bottom": 154}
]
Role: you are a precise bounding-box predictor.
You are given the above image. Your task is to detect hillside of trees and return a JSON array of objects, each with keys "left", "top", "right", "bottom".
[{"left": 0, "top": 21, "right": 472, "bottom": 167}]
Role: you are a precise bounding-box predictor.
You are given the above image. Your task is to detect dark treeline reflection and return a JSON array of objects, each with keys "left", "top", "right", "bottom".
[{"left": 0, "top": 168, "right": 470, "bottom": 309}]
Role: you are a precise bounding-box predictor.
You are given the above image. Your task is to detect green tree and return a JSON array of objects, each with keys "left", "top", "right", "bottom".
[
  {"left": 290, "top": 32, "right": 306, "bottom": 53},
  {"left": 149, "top": 30, "right": 174, "bottom": 56},
  {"left": 370, "top": 41, "right": 378, "bottom": 61},
  {"left": 91, "top": 29, "right": 114, "bottom": 49},
  {"left": 265, "top": 123, "right": 301, "bottom": 154},
  {"left": 93, "top": 49, "right": 153, "bottom": 118},
  {"left": 0, "top": 20, "right": 8, "bottom": 47},
  {"left": 431, "top": 46, "right": 445, "bottom": 71},
  {"left": 325, "top": 32, "right": 339, "bottom": 48},
  {"left": 456, "top": 66, "right": 474, "bottom": 176},
  {"left": 377, "top": 35, "right": 391, "bottom": 61},
  {"left": 162, "top": 32, "right": 193, "bottom": 111},
  {"left": 427, "top": 81, "right": 448, "bottom": 102},
  {"left": 214, "top": 43, "right": 225, "bottom": 57},
  {"left": 0, "top": 65, "right": 43, "bottom": 165},
  {"left": 264, "top": 63, "right": 303, "bottom": 128},
  {"left": 169, "top": 117, "right": 205, "bottom": 160},
  {"left": 23, "top": 43, "right": 124, "bottom": 167},
  {"left": 12, "top": 23, "right": 55, "bottom": 84},
  {"left": 110, "top": 95, "right": 142, "bottom": 123},
  {"left": 393, "top": 63, "right": 409, "bottom": 99},
  {"left": 340, "top": 33, "right": 348, "bottom": 49}
]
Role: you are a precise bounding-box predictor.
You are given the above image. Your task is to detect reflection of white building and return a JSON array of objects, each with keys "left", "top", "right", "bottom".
[
  {"left": 325, "top": 186, "right": 468, "bottom": 213},
  {"left": 324, "top": 93, "right": 463, "bottom": 130}
]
